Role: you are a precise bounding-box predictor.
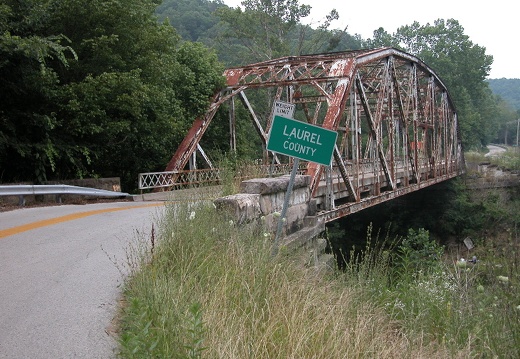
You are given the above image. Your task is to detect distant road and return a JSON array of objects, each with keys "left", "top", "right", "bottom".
[
  {"left": 0, "top": 201, "right": 165, "bottom": 359},
  {"left": 485, "top": 144, "right": 507, "bottom": 157}
]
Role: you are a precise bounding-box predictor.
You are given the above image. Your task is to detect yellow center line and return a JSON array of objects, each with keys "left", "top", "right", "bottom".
[{"left": 0, "top": 202, "right": 164, "bottom": 239}]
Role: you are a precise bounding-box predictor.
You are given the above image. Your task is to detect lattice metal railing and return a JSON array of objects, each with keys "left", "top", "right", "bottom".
[
  {"left": 138, "top": 169, "right": 222, "bottom": 191},
  {"left": 138, "top": 163, "right": 307, "bottom": 191},
  {"left": 139, "top": 157, "right": 440, "bottom": 192}
]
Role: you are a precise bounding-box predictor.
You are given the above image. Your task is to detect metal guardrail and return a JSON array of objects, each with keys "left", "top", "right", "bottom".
[{"left": 0, "top": 185, "right": 130, "bottom": 206}]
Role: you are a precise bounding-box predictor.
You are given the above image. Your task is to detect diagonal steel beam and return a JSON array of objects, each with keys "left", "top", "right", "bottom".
[
  {"left": 391, "top": 61, "right": 420, "bottom": 183},
  {"left": 333, "top": 145, "right": 359, "bottom": 202},
  {"left": 356, "top": 73, "right": 395, "bottom": 190},
  {"left": 307, "top": 59, "right": 356, "bottom": 196}
]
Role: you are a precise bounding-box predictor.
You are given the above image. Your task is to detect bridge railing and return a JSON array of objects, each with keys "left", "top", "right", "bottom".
[
  {"left": 138, "top": 169, "right": 221, "bottom": 191},
  {"left": 138, "top": 156, "right": 453, "bottom": 192},
  {"left": 138, "top": 163, "right": 306, "bottom": 191}
]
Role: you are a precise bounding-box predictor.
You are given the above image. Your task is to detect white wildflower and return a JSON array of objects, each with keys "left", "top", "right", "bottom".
[
  {"left": 497, "top": 276, "right": 509, "bottom": 283},
  {"left": 456, "top": 258, "right": 467, "bottom": 268}
]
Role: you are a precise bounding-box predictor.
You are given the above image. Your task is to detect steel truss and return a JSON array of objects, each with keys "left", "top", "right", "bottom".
[{"left": 163, "top": 47, "right": 465, "bottom": 222}]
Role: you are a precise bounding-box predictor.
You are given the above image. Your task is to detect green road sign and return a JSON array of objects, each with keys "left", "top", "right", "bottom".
[{"left": 267, "top": 115, "right": 338, "bottom": 166}]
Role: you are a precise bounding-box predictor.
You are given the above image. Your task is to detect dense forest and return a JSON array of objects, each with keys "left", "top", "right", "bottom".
[
  {"left": 1, "top": 0, "right": 518, "bottom": 191},
  {"left": 487, "top": 78, "right": 520, "bottom": 144},
  {"left": 488, "top": 78, "right": 520, "bottom": 110}
]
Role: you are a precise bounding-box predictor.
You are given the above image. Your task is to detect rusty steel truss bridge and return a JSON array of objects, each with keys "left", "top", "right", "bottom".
[{"left": 139, "top": 47, "right": 465, "bottom": 223}]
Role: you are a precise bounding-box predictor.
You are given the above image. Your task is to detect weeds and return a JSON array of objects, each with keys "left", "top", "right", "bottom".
[
  {"left": 117, "top": 198, "right": 520, "bottom": 358},
  {"left": 185, "top": 302, "right": 206, "bottom": 359}
]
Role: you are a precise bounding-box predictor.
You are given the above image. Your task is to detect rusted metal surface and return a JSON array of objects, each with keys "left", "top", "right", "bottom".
[
  {"left": 160, "top": 47, "right": 465, "bottom": 221},
  {"left": 138, "top": 163, "right": 305, "bottom": 191}
]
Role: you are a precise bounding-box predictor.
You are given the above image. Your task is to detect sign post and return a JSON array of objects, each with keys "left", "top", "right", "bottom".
[
  {"left": 267, "top": 115, "right": 337, "bottom": 256},
  {"left": 270, "top": 157, "right": 300, "bottom": 257}
]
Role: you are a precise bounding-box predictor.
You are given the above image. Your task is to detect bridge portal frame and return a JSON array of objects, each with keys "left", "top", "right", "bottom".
[{"left": 164, "top": 47, "right": 465, "bottom": 222}]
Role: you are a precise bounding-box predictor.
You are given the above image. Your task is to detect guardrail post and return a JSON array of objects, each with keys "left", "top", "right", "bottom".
[{"left": 18, "top": 195, "right": 25, "bottom": 207}]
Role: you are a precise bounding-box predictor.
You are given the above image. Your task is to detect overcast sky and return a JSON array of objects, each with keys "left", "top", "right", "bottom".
[{"left": 223, "top": 0, "right": 518, "bottom": 79}]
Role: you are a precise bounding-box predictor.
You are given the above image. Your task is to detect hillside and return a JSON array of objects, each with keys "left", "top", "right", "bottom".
[{"left": 488, "top": 78, "right": 520, "bottom": 110}]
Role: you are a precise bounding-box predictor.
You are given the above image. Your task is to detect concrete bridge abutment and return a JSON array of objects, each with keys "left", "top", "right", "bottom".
[{"left": 214, "top": 175, "right": 334, "bottom": 269}]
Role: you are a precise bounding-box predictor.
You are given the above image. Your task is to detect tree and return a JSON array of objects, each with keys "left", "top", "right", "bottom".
[
  {"left": 0, "top": 0, "right": 225, "bottom": 189},
  {"left": 0, "top": 0, "right": 77, "bottom": 183},
  {"left": 365, "top": 27, "right": 398, "bottom": 48},
  {"left": 156, "top": 0, "right": 224, "bottom": 42},
  {"left": 488, "top": 78, "right": 520, "bottom": 110},
  {"left": 215, "top": 0, "right": 341, "bottom": 63}
]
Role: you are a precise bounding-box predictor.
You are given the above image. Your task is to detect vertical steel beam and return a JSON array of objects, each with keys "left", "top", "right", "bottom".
[
  {"left": 355, "top": 73, "right": 395, "bottom": 190},
  {"left": 229, "top": 96, "right": 236, "bottom": 152},
  {"left": 391, "top": 62, "right": 419, "bottom": 183}
]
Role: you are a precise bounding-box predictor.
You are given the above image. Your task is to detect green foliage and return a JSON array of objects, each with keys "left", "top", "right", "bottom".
[
  {"left": 0, "top": 0, "right": 225, "bottom": 189},
  {"left": 490, "top": 99, "right": 518, "bottom": 144},
  {"left": 215, "top": 151, "right": 240, "bottom": 195},
  {"left": 496, "top": 147, "right": 520, "bottom": 170},
  {"left": 56, "top": 70, "right": 181, "bottom": 185},
  {"left": 342, "top": 221, "right": 520, "bottom": 357},
  {"left": 185, "top": 302, "right": 206, "bottom": 359},
  {"left": 0, "top": 0, "right": 76, "bottom": 183},
  {"left": 173, "top": 41, "right": 226, "bottom": 117},
  {"left": 156, "top": 0, "right": 223, "bottom": 42},
  {"left": 488, "top": 78, "right": 520, "bottom": 110},
  {"left": 221, "top": 0, "right": 311, "bottom": 60},
  {"left": 439, "top": 180, "right": 517, "bottom": 239},
  {"left": 214, "top": 0, "right": 351, "bottom": 64},
  {"left": 397, "top": 228, "right": 444, "bottom": 275},
  {"left": 118, "top": 200, "right": 429, "bottom": 357}
]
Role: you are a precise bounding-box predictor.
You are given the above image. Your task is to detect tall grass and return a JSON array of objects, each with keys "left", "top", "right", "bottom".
[
  {"left": 117, "top": 199, "right": 519, "bottom": 358},
  {"left": 465, "top": 146, "right": 520, "bottom": 170},
  {"left": 496, "top": 147, "right": 520, "bottom": 170}
]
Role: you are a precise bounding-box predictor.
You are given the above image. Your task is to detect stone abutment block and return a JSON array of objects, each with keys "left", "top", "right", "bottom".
[{"left": 214, "top": 175, "right": 315, "bottom": 235}]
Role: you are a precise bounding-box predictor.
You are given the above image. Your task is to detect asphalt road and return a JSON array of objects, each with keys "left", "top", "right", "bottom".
[
  {"left": 0, "top": 201, "right": 165, "bottom": 359},
  {"left": 486, "top": 144, "right": 507, "bottom": 157}
]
